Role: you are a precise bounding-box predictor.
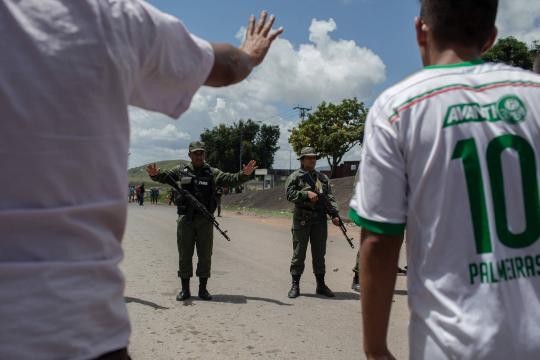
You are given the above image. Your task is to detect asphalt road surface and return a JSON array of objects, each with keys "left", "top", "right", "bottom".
[{"left": 122, "top": 204, "right": 409, "bottom": 360}]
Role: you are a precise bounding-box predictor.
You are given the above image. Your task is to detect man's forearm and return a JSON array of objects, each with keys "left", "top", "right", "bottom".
[
  {"left": 360, "top": 229, "right": 403, "bottom": 357},
  {"left": 204, "top": 44, "right": 254, "bottom": 87}
]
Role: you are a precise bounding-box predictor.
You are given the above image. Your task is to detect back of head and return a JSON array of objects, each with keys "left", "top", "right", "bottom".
[{"left": 420, "top": 0, "right": 498, "bottom": 49}]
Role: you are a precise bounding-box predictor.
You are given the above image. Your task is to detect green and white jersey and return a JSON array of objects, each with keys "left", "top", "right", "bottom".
[{"left": 350, "top": 60, "right": 540, "bottom": 359}]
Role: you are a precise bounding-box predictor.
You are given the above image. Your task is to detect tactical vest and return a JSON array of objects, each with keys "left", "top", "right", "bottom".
[
  {"left": 176, "top": 165, "right": 217, "bottom": 216},
  {"left": 296, "top": 171, "right": 328, "bottom": 214}
]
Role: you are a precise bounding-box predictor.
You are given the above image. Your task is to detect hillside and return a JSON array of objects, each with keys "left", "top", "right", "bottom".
[{"left": 128, "top": 159, "right": 190, "bottom": 186}]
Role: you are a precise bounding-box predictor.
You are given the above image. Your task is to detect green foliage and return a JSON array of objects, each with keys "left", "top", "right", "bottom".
[
  {"left": 288, "top": 98, "right": 367, "bottom": 178},
  {"left": 201, "top": 119, "right": 280, "bottom": 173},
  {"left": 482, "top": 37, "right": 539, "bottom": 70}
]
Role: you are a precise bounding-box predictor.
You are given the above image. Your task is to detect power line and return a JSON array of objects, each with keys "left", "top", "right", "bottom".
[{"left": 293, "top": 105, "right": 312, "bottom": 120}]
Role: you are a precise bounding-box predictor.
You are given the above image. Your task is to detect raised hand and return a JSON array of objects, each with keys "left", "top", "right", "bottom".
[
  {"left": 241, "top": 11, "right": 284, "bottom": 66},
  {"left": 242, "top": 160, "right": 258, "bottom": 176},
  {"left": 146, "top": 163, "right": 160, "bottom": 177}
]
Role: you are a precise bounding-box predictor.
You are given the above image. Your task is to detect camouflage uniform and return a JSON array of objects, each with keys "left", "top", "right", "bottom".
[
  {"left": 285, "top": 147, "right": 338, "bottom": 298},
  {"left": 151, "top": 163, "right": 250, "bottom": 279},
  {"left": 150, "top": 141, "right": 251, "bottom": 300}
]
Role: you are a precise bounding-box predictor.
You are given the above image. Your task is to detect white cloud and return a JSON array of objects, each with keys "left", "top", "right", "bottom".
[
  {"left": 225, "top": 18, "right": 386, "bottom": 106},
  {"left": 497, "top": 0, "right": 540, "bottom": 43},
  {"left": 129, "top": 18, "right": 385, "bottom": 169}
]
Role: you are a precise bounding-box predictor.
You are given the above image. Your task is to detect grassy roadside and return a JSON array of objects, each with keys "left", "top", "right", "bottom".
[{"left": 222, "top": 205, "right": 293, "bottom": 219}]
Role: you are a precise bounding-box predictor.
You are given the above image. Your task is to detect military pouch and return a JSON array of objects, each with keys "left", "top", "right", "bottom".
[{"left": 180, "top": 176, "right": 193, "bottom": 185}]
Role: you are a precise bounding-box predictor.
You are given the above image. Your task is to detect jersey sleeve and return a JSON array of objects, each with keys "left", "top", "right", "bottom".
[
  {"left": 349, "top": 104, "right": 407, "bottom": 236},
  {"left": 125, "top": 1, "right": 215, "bottom": 118}
]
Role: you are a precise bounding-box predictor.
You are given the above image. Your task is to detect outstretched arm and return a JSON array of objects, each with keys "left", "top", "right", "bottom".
[
  {"left": 146, "top": 164, "right": 181, "bottom": 184},
  {"left": 205, "top": 11, "right": 284, "bottom": 87},
  {"left": 213, "top": 160, "right": 257, "bottom": 187}
]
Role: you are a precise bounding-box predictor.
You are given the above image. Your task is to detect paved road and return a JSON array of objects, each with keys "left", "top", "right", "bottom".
[{"left": 122, "top": 204, "right": 409, "bottom": 359}]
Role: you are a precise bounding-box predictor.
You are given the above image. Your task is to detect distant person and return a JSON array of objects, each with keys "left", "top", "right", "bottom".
[
  {"left": 351, "top": 0, "right": 540, "bottom": 359},
  {"left": 285, "top": 147, "right": 341, "bottom": 299},
  {"left": 129, "top": 185, "right": 136, "bottom": 203},
  {"left": 138, "top": 183, "right": 145, "bottom": 206},
  {"left": 154, "top": 188, "right": 160, "bottom": 204},
  {"left": 135, "top": 185, "right": 141, "bottom": 204},
  {"left": 168, "top": 188, "right": 177, "bottom": 206},
  {"left": 0, "top": 1, "right": 283, "bottom": 358},
  {"left": 146, "top": 141, "right": 256, "bottom": 301},
  {"left": 216, "top": 186, "right": 224, "bottom": 217}
]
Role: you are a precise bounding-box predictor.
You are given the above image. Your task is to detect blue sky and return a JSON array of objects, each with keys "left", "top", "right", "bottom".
[
  {"left": 129, "top": 0, "right": 540, "bottom": 169},
  {"left": 147, "top": 0, "right": 421, "bottom": 97}
]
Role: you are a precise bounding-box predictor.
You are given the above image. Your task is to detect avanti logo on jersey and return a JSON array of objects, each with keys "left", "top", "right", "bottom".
[{"left": 443, "top": 95, "right": 527, "bottom": 128}]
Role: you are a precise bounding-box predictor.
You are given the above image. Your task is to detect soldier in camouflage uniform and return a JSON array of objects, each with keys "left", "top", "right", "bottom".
[
  {"left": 285, "top": 147, "right": 341, "bottom": 298},
  {"left": 146, "top": 141, "right": 255, "bottom": 301}
]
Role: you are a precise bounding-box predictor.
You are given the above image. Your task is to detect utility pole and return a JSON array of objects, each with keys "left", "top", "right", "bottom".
[
  {"left": 293, "top": 105, "right": 312, "bottom": 121},
  {"left": 239, "top": 122, "right": 243, "bottom": 171}
]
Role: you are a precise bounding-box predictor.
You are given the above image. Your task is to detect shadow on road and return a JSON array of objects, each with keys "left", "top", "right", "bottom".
[
  {"left": 210, "top": 294, "right": 293, "bottom": 306},
  {"left": 302, "top": 292, "right": 360, "bottom": 300},
  {"left": 125, "top": 296, "right": 169, "bottom": 310}
]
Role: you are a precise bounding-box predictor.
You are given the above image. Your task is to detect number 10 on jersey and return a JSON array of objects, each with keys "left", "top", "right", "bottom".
[{"left": 452, "top": 134, "right": 540, "bottom": 254}]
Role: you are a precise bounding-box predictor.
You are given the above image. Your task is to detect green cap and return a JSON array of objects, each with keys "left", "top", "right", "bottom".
[
  {"left": 189, "top": 141, "right": 206, "bottom": 153},
  {"left": 297, "top": 146, "right": 320, "bottom": 160}
]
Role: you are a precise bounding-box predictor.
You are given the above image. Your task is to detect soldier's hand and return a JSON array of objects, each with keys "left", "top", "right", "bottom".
[
  {"left": 146, "top": 163, "right": 160, "bottom": 177},
  {"left": 241, "top": 11, "right": 284, "bottom": 67},
  {"left": 243, "top": 160, "right": 257, "bottom": 176},
  {"left": 332, "top": 217, "right": 340, "bottom": 226},
  {"left": 307, "top": 191, "right": 319, "bottom": 203}
]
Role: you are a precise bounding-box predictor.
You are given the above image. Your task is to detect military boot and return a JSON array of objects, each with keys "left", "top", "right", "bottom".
[
  {"left": 315, "top": 274, "right": 335, "bottom": 297},
  {"left": 288, "top": 275, "right": 301, "bottom": 298},
  {"left": 351, "top": 273, "right": 360, "bottom": 292},
  {"left": 198, "top": 278, "right": 213, "bottom": 301},
  {"left": 176, "top": 278, "right": 191, "bottom": 301}
]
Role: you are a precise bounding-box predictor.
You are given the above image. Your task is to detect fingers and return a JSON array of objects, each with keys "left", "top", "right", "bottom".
[
  {"left": 268, "top": 27, "right": 284, "bottom": 41},
  {"left": 261, "top": 14, "right": 276, "bottom": 36},
  {"left": 255, "top": 11, "right": 268, "bottom": 34},
  {"left": 247, "top": 14, "right": 255, "bottom": 36}
]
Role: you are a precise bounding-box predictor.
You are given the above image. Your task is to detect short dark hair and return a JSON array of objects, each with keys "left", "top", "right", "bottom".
[{"left": 420, "top": 0, "right": 498, "bottom": 48}]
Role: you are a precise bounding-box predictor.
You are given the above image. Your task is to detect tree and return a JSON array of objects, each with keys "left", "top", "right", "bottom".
[
  {"left": 482, "top": 37, "right": 539, "bottom": 70},
  {"left": 288, "top": 98, "right": 367, "bottom": 178},
  {"left": 200, "top": 119, "right": 280, "bottom": 173}
]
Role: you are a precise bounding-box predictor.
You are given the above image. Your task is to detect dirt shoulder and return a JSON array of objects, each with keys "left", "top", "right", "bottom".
[{"left": 221, "top": 176, "right": 356, "bottom": 220}]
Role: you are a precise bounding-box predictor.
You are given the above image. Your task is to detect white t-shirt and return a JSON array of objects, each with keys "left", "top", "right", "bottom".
[
  {"left": 350, "top": 61, "right": 540, "bottom": 359},
  {"left": 0, "top": 1, "right": 214, "bottom": 359}
]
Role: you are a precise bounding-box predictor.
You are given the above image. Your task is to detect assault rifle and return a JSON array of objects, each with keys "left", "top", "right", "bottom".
[
  {"left": 163, "top": 173, "right": 231, "bottom": 242},
  {"left": 302, "top": 173, "right": 354, "bottom": 249}
]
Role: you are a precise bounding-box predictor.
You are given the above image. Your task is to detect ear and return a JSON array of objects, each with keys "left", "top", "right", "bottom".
[
  {"left": 415, "top": 17, "right": 428, "bottom": 48},
  {"left": 481, "top": 26, "right": 498, "bottom": 54}
]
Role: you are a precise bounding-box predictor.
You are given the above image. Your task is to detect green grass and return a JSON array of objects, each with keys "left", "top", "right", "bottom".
[{"left": 222, "top": 205, "right": 293, "bottom": 218}]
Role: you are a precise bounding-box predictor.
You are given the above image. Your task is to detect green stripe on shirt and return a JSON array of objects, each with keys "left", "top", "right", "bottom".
[{"left": 349, "top": 208, "right": 406, "bottom": 236}]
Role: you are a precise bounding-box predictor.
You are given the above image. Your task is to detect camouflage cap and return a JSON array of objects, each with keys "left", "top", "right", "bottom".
[
  {"left": 189, "top": 141, "right": 206, "bottom": 153},
  {"left": 297, "top": 146, "right": 320, "bottom": 160}
]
